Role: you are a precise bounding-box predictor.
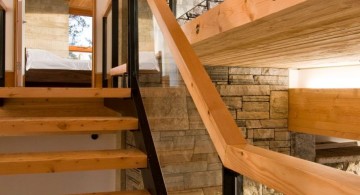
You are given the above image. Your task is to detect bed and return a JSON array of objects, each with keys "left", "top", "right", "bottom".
[{"left": 25, "top": 49, "right": 92, "bottom": 87}]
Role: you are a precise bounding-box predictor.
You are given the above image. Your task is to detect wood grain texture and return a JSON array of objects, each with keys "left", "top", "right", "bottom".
[
  {"left": 0, "top": 149, "right": 147, "bottom": 175},
  {"left": 5, "top": 72, "right": 15, "bottom": 87},
  {"left": 289, "top": 88, "right": 360, "bottom": 140},
  {"left": 69, "top": 46, "right": 93, "bottom": 53},
  {"left": 147, "top": 0, "right": 247, "bottom": 160},
  {"left": 70, "top": 190, "right": 150, "bottom": 195},
  {"left": 69, "top": 0, "right": 93, "bottom": 16},
  {"left": 0, "top": 87, "right": 131, "bottom": 98},
  {"left": 148, "top": 0, "right": 360, "bottom": 194},
  {"left": 182, "top": 0, "right": 360, "bottom": 68},
  {"left": 0, "top": 116, "right": 138, "bottom": 136},
  {"left": 224, "top": 145, "right": 360, "bottom": 195}
]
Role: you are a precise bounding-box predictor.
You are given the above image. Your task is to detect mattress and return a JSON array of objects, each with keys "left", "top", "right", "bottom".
[
  {"left": 139, "top": 51, "right": 160, "bottom": 72},
  {"left": 26, "top": 49, "right": 92, "bottom": 71}
]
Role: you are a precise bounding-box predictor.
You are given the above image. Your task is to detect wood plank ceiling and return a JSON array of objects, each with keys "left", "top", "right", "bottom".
[
  {"left": 182, "top": 0, "right": 360, "bottom": 69},
  {"left": 69, "top": 0, "right": 93, "bottom": 16}
]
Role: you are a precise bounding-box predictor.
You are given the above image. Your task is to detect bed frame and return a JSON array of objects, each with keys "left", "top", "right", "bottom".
[{"left": 24, "top": 48, "right": 92, "bottom": 87}]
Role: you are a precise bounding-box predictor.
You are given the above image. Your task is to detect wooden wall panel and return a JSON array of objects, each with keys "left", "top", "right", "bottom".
[{"left": 289, "top": 88, "right": 360, "bottom": 140}]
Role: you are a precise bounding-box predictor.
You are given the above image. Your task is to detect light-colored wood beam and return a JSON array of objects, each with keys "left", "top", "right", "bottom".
[
  {"left": 110, "top": 64, "right": 127, "bottom": 76},
  {"left": 147, "top": 0, "right": 247, "bottom": 160},
  {"left": 69, "top": 46, "right": 92, "bottom": 53},
  {"left": 0, "top": 149, "right": 147, "bottom": 175},
  {"left": 0, "top": 116, "right": 138, "bottom": 136},
  {"left": 224, "top": 145, "right": 360, "bottom": 194},
  {"left": 103, "top": 0, "right": 112, "bottom": 17},
  {"left": 182, "top": 0, "right": 360, "bottom": 69},
  {"left": 289, "top": 88, "right": 360, "bottom": 140},
  {"left": 0, "top": 88, "right": 131, "bottom": 98},
  {"left": 147, "top": 0, "right": 360, "bottom": 194}
]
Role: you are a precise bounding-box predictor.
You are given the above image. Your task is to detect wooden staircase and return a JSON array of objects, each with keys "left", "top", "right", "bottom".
[{"left": 0, "top": 87, "right": 159, "bottom": 195}]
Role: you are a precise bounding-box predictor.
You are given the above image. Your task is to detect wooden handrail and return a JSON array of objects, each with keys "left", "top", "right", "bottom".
[
  {"left": 69, "top": 46, "right": 92, "bottom": 53},
  {"left": 103, "top": 0, "right": 112, "bottom": 17},
  {"left": 147, "top": 0, "right": 360, "bottom": 194},
  {"left": 0, "top": 0, "right": 7, "bottom": 11},
  {"left": 110, "top": 63, "right": 127, "bottom": 76}
]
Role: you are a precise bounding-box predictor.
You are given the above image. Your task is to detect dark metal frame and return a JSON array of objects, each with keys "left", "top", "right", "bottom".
[
  {"left": 169, "top": 0, "right": 177, "bottom": 16},
  {"left": 131, "top": 76, "right": 167, "bottom": 194},
  {"left": 102, "top": 17, "right": 108, "bottom": 87},
  {"left": 223, "top": 166, "right": 243, "bottom": 195},
  {"left": 102, "top": 0, "right": 167, "bottom": 193},
  {"left": 112, "top": 0, "right": 119, "bottom": 87},
  {"left": 128, "top": 0, "right": 166, "bottom": 193},
  {"left": 0, "top": 7, "right": 5, "bottom": 106}
]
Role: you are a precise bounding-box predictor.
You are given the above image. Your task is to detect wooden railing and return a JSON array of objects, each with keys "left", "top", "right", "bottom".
[
  {"left": 147, "top": 0, "right": 360, "bottom": 194},
  {"left": 69, "top": 46, "right": 92, "bottom": 53}
]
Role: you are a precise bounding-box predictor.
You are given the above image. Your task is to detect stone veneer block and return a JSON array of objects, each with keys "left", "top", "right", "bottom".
[
  {"left": 253, "top": 129, "right": 275, "bottom": 139},
  {"left": 194, "top": 135, "right": 216, "bottom": 154},
  {"left": 205, "top": 66, "right": 229, "bottom": 82},
  {"left": 237, "top": 112, "right": 269, "bottom": 120},
  {"left": 219, "top": 85, "right": 270, "bottom": 96},
  {"left": 261, "top": 68, "right": 289, "bottom": 76},
  {"left": 222, "top": 96, "right": 242, "bottom": 109},
  {"left": 246, "top": 120, "right": 263, "bottom": 128},
  {"left": 230, "top": 75, "right": 255, "bottom": 84},
  {"left": 184, "top": 170, "right": 222, "bottom": 188},
  {"left": 230, "top": 67, "right": 262, "bottom": 75},
  {"left": 243, "top": 102, "right": 269, "bottom": 112},
  {"left": 270, "top": 91, "right": 288, "bottom": 119},
  {"left": 243, "top": 96, "right": 270, "bottom": 102},
  {"left": 158, "top": 150, "right": 193, "bottom": 164},
  {"left": 274, "top": 130, "right": 290, "bottom": 141},
  {"left": 260, "top": 119, "right": 288, "bottom": 128},
  {"left": 254, "top": 76, "right": 288, "bottom": 85},
  {"left": 162, "top": 161, "right": 208, "bottom": 174}
]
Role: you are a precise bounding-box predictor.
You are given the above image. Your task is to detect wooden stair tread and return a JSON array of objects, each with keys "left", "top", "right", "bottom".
[
  {"left": 71, "top": 190, "right": 150, "bottom": 195},
  {"left": 0, "top": 116, "right": 138, "bottom": 136},
  {"left": 0, "top": 87, "right": 131, "bottom": 98},
  {"left": 0, "top": 149, "right": 147, "bottom": 175}
]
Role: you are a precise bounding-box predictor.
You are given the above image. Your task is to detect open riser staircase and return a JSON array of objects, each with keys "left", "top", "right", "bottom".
[{"left": 0, "top": 87, "right": 165, "bottom": 194}]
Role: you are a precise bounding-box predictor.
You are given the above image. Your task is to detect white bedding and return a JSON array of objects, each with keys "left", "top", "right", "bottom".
[
  {"left": 26, "top": 49, "right": 92, "bottom": 71},
  {"left": 139, "top": 51, "right": 160, "bottom": 71}
]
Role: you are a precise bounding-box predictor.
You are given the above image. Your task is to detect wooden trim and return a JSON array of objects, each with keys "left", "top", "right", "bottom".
[
  {"left": 0, "top": 0, "right": 6, "bottom": 11},
  {"left": 5, "top": 72, "right": 15, "bottom": 87},
  {"left": 0, "top": 87, "right": 131, "bottom": 98},
  {"left": 69, "top": 7, "right": 93, "bottom": 17},
  {"left": 103, "top": 0, "right": 112, "bottom": 17},
  {"left": 147, "top": 0, "right": 360, "bottom": 194},
  {"left": 0, "top": 116, "right": 138, "bottom": 136},
  {"left": 289, "top": 88, "right": 360, "bottom": 140},
  {"left": 0, "top": 149, "right": 147, "bottom": 175},
  {"left": 69, "top": 46, "right": 92, "bottom": 53},
  {"left": 225, "top": 145, "right": 360, "bottom": 194},
  {"left": 110, "top": 63, "right": 127, "bottom": 76}
]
